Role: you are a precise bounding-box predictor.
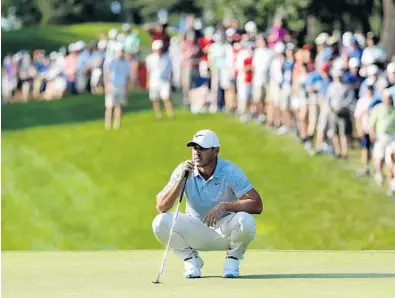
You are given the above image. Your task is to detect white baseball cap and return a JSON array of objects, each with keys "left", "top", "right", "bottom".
[
  {"left": 152, "top": 40, "right": 163, "bottom": 51},
  {"left": 387, "top": 62, "right": 395, "bottom": 73},
  {"left": 186, "top": 130, "right": 220, "bottom": 148}
]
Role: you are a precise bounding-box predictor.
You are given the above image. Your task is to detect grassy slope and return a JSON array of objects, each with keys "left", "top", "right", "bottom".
[
  {"left": 1, "top": 23, "right": 152, "bottom": 57},
  {"left": 2, "top": 92, "right": 395, "bottom": 250},
  {"left": 2, "top": 251, "right": 395, "bottom": 298}
]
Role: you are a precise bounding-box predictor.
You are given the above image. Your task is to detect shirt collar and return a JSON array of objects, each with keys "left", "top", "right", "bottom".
[{"left": 193, "top": 157, "right": 224, "bottom": 178}]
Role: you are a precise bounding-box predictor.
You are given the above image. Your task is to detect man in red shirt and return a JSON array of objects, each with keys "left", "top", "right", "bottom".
[{"left": 236, "top": 43, "right": 254, "bottom": 122}]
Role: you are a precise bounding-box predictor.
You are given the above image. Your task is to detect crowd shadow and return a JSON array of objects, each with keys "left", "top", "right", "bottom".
[
  {"left": 1, "top": 90, "right": 157, "bottom": 131},
  {"left": 203, "top": 272, "right": 395, "bottom": 279}
]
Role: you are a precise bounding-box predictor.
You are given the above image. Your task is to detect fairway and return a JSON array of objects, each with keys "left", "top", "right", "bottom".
[{"left": 2, "top": 250, "right": 395, "bottom": 298}]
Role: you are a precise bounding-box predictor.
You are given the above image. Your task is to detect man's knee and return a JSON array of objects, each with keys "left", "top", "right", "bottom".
[
  {"left": 236, "top": 212, "right": 256, "bottom": 234},
  {"left": 229, "top": 212, "right": 256, "bottom": 240},
  {"left": 152, "top": 213, "right": 173, "bottom": 237}
]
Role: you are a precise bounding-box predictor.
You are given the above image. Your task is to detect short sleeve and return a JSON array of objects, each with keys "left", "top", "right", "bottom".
[
  {"left": 230, "top": 165, "right": 253, "bottom": 198},
  {"left": 157, "top": 163, "right": 183, "bottom": 197}
]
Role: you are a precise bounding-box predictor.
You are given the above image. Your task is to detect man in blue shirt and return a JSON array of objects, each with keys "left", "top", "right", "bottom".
[{"left": 153, "top": 130, "right": 263, "bottom": 279}]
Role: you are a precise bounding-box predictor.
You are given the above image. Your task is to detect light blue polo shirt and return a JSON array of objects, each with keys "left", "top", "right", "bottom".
[{"left": 159, "top": 157, "right": 253, "bottom": 220}]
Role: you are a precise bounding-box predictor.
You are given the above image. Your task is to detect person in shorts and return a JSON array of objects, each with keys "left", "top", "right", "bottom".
[
  {"left": 103, "top": 45, "right": 130, "bottom": 130},
  {"left": 145, "top": 40, "right": 175, "bottom": 119}
]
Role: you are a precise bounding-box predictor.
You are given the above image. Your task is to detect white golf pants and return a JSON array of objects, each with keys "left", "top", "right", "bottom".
[{"left": 152, "top": 212, "right": 256, "bottom": 260}]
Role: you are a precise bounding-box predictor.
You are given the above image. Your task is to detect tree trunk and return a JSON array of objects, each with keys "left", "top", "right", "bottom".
[{"left": 381, "top": 0, "right": 395, "bottom": 61}]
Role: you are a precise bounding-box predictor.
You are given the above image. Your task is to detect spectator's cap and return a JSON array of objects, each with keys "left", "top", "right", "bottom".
[
  {"left": 315, "top": 32, "right": 329, "bottom": 45},
  {"left": 245, "top": 21, "right": 257, "bottom": 33},
  {"left": 226, "top": 28, "right": 236, "bottom": 37},
  {"left": 367, "top": 64, "right": 379, "bottom": 76},
  {"left": 108, "top": 28, "right": 118, "bottom": 39},
  {"left": 122, "top": 23, "right": 131, "bottom": 32},
  {"left": 286, "top": 43, "right": 296, "bottom": 51},
  {"left": 331, "top": 68, "right": 344, "bottom": 77},
  {"left": 74, "top": 41, "right": 86, "bottom": 51},
  {"left": 354, "top": 33, "right": 366, "bottom": 47},
  {"left": 342, "top": 31, "right": 353, "bottom": 47},
  {"left": 204, "top": 26, "right": 215, "bottom": 38},
  {"left": 302, "top": 44, "right": 312, "bottom": 51},
  {"left": 98, "top": 40, "right": 107, "bottom": 50},
  {"left": 49, "top": 51, "right": 58, "bottom": 60},
  {"left": 274, "top": 42, "right": 286, "bottom": 54},
  {"left": 193, "top": 18, "right": 203, "bottom": 30},
  {"left": 387, "top": 62, "right": 395, "bottom": 73},
  {"left": 152, "top": 40, "right": 163, "bottom": 51},
  {"left": 186, "top": 129, "right": 220, "bottom": 148},
  {"left": 117, "top": 33, "right": 125, "bottom": 43},
  {"left": 349, "top": 57, "right": 361, "bottom": 68},
  {"left": 68, "top": 43, "right": 77, "bottom": 52}
]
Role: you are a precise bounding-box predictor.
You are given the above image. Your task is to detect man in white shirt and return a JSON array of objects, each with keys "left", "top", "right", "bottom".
[
  {"left": 103, "top": 45, "right": 130, "bottom": 130},
  {"left": 145, "top": 40, "right": 175, "bottom": 119}
]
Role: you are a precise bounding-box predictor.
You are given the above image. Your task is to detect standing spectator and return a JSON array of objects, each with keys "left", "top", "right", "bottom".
[
  {"left": 354, "top": 85, "right": 375, "bottom": 177},
  {"left": 145, "top": 40, "right": 175, "bottom": 120},
  {"left": 327, "top": 68, "right": 355, "bottom": 158},
  {"left": 278, "top": 43, "right": 296, "bottom": 134},
  {"left": 370, "top": 90, "right": 395, "bottom": 186},
  {"left": 236, "top": 42, "right": 254, "bottom": 122},
  {"left": 124, "top": 27, "right": 141, "bottom": 88},
  {"left": 103, "top": 45, "right": 130, "bottom": 130},
  {"left": 64, "top": 44, "right": 78, "bottom": 95},
  {"left": 252, "top": 34, "right": 274, "bottom": 122}
]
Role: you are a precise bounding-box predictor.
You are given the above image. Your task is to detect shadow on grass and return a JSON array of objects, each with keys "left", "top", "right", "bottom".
[
  {"left": 1, "top": 91, "right": 156, "bottom": 131},
  {"left": 203, "top": 273, "right": 395, "bottom": 279}
]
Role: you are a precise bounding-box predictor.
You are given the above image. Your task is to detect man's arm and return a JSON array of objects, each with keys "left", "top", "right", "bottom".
[
  {"left": 222, "top": 188, "right": 263, "bottom": 214},
  {"left": 155, "top": 161, "right": 193, "bottom": 213}
]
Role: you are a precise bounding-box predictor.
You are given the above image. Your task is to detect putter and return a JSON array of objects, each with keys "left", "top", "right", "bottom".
[{"left": 152, "top": 170, "right": 190, "bottom": 284}]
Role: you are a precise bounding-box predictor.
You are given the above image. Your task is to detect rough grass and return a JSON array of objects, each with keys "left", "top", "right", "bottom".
[{"left": 2, "top": 92, "right": 395, "bottom": 250}]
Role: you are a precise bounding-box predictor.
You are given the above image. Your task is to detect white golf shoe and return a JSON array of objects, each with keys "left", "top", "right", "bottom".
[
  {"left": 222, "top": 257, "right": 240, "bottom": 278},
  {"left": 184, "top": 256, "right": 204, "bottom": 279}
]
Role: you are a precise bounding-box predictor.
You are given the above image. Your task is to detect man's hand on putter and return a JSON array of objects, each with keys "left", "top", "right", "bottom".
[
  {"left": 181, "top": 160, "right": 194, "bottom": 178},
  {"left": 203, "top": 202, "right": 226, "bottom": 227}
]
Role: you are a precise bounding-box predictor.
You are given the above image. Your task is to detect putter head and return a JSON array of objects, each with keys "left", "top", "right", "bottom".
[{"left": 152, "top": 279, "right": 160, "bottom": 284}]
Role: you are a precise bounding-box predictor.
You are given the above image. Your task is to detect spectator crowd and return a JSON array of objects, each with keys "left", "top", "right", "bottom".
[{"left": 2, "top": 15, "right": 395, "bottom": 196}]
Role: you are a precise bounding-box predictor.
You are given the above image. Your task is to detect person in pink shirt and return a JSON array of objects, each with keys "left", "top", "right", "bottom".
[
  {"left": 63, "top": 44, "right": 78, "bottom": 94},
  {"left": 268, "top": 15, "right": 288, "bottom": 48}
]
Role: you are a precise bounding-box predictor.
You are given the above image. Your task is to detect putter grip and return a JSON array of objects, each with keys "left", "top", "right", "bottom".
[{"left": 178, "top": 170, "right": 189, "bottom": 203}]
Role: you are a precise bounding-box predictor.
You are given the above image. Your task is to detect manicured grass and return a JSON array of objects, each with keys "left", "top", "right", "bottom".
[
  {"left": 1, "top": 23, "right": 152, "bottom": 57},
  {"left": 2, "top": 251, "right": 395, "bottom": 298},
  {"left": 2, "top": 92, "right": 395, "bottom": 250}
]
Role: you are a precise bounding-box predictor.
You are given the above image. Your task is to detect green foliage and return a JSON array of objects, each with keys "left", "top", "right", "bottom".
[
  {"left": 2, "top": 92, "right": 394, "bottom": 251},
  {"left": 1, "top": 23, "right": 151, "bottom": 57}
]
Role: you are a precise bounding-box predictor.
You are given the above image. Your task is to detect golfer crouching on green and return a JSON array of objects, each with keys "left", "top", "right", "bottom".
[{"left": 152, "top": 129, "right": 263, "bottom": 278}]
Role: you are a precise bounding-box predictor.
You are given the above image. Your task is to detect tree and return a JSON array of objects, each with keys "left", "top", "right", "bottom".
[{"left": 381, "top": 0, "right": 395, "bottom": 60}]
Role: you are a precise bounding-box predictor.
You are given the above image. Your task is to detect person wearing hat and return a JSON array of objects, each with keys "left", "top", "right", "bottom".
[
  {"left": 327, "top": 68, "right": 355, "bottom": 159},
  {"left": 123, "top": 26, "right": 141, "bottom": 88},
  {"left": 103, "top": 44, "right": 130, "bottom": 130},
  {"left": 145, "top": 40, "right": 175, "bottom": 119},
  {"left": 152, "top": 129, "right": 263, "bottom": 279}
]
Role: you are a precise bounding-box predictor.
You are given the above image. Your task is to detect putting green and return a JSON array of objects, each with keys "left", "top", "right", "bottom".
[{"left": 2, "top": 250, "right": 394, "bottom": 298}]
